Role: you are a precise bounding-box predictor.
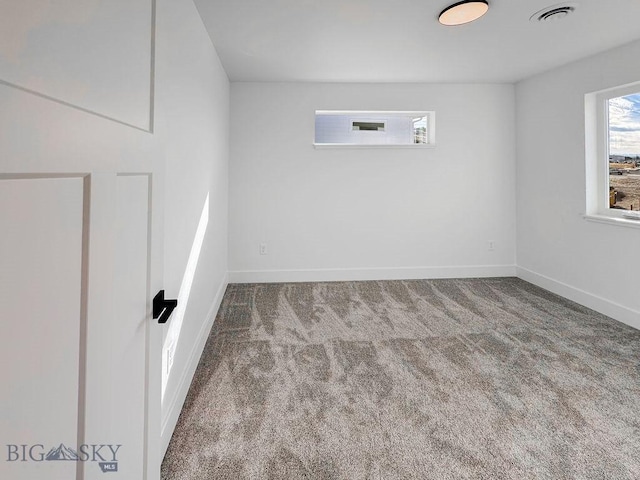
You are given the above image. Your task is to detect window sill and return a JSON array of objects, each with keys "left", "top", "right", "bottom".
[
  {"left": 313, "top": 143, "right": 436, "bottom": 149},
  {"left": 583, "top": 213, "right": 640, "bottom": 230}
]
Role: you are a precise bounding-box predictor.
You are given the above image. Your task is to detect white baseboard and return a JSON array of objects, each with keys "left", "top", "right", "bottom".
[
  {"left": 517, "top": 267, "right": 640, "bottom": 330},
  {"left": 228, "top": 265, "right": 517, "bottom": 284},
  {"left": 160, "top": 273, "right": 228, "bottom": 457}
]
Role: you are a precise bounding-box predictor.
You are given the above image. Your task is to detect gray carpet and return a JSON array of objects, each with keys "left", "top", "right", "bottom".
[{"left": 161, "top": 278, "right": 640, "bottom": 479}]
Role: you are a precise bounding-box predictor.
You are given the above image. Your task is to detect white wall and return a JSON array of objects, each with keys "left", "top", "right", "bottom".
[
  {"left": 0, "top": 0, "right": 229, "bottom": 462},
  {"left": 229, "top": 82, "right": 516, "bottom": 282},
  {"left": 516, "top": 39, "right": 640, "bottom": 328},
  {"left": 156, "top": 0, "right": 229, "bottom": 455}
]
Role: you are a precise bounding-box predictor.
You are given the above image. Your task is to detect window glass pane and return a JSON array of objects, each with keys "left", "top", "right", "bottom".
[
  {"left": 413, "top": 116, "right": 427, "bottom": 144},
  {"left": 608, "top": 93, "right": 640, "bottom": 211}
]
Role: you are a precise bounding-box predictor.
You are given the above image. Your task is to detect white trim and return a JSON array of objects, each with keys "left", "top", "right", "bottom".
[
  {"left": 228, "top": 265, "right": 517, "bottom": 284},
  {"left": 583, "top": 213, "right": 640, "bottom": 229},
  {"left": 516, "top": 267, "right": 640, "bottom": 330},
  {"left": 160, "top": 273, "right": 228, "bottom": 457},
  {"left": 313, "top": 143, "right": 436, "bottom": 149},
  {"left": 316, "top": 110, "right": 432, "bottom": 117},
  {"left": 594, "top": 80, "right": 640, "bottom": 99}
]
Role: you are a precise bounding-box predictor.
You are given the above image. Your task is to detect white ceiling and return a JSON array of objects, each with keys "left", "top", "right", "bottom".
[{"left": 193, "top": 0, "right": 640, "bottom": 83}]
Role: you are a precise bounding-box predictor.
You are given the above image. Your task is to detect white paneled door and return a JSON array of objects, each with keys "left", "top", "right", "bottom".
[{"left": 0, "top": 173, "right": 160, "bottom": 480}]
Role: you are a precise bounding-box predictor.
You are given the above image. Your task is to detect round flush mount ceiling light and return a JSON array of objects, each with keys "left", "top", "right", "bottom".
[{"left": 439, "top": 0, "right": 489, "bottom": 26}]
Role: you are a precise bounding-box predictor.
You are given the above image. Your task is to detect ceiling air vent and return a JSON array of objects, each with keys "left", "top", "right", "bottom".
[{"left": 530, "top": 3, "right": 577, "bottom": 23}]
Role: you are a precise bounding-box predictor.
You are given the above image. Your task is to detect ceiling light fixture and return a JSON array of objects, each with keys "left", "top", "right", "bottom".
[{"left": 439, "top": 0, "right": 489, "bottom": 26}]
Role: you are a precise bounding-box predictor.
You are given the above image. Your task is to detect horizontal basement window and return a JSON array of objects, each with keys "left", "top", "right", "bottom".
[{"left": 314, "top": 110, "right": 435, "bottom": 148}]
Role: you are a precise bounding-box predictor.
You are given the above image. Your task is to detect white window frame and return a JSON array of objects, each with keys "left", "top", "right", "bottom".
[
  {"left": 314, "top": 110, "right": 436, "bottom": 148},
  {"left": 584, "top": 82, "right": 640, "bottom": 228}
]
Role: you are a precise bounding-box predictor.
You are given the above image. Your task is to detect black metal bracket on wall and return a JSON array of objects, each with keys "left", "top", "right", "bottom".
[{"left": 153, "top": 290, "right": 178, "bottom": 324}]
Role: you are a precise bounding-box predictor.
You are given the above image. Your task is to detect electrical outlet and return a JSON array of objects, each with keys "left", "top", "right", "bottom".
[
  {"left": 488, "top": 241, "right": 495, "bottom": 251},
  {"left": 259, "top": 243, "right": 268, "bottom": 255}
]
